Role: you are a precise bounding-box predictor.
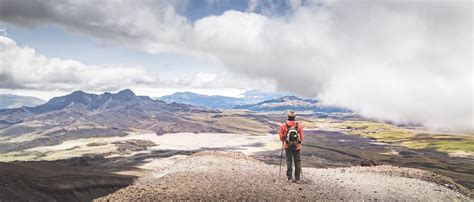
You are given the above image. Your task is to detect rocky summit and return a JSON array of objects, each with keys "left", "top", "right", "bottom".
[{"left": 97, "top": 151, "right": 468, "bottom": 201}]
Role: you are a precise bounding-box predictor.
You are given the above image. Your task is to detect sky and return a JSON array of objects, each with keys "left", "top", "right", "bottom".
[{"left": 0, "top": 0, "right": 472, "bottom": 131}]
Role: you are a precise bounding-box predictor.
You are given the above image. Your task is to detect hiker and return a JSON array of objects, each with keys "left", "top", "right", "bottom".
[{"left": 279, "top": 110, "right": 304, "bottom": 182}]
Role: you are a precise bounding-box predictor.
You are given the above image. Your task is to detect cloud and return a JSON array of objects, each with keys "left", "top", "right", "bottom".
[
  {"left": 0, "top": 0, "right": 193, "bottom": 54},
  {"left": 0, "top": 35, "right": 161, "bottom": 91},
  {"left": 0, "top": 35, "right": 223, "bottom": 92},
  {"left": 0, "top": 0, "right": 472, "bottom": 130},
  {"left": 0, "top": 72, "right": 24, "bottom": 89},
  {"left": 167, "top": 72, "right": 217, "bottom": 88}
]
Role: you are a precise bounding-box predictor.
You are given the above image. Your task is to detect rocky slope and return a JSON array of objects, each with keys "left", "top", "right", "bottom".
[
  {"left": 97, "top": 151, "right": 470, "bottom": 201},
  {"left": 0, "top": 161, "right": 133, "bottom": 201},
  {"left": 0, "top": 89, "right": 213, "bottom": 127}
]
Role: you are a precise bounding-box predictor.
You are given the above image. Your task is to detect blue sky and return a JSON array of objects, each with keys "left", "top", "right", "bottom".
[{"left": 182, "top": 0, "right": 249, "bottom": 20}]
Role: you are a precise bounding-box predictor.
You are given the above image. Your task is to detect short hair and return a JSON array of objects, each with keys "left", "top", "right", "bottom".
[{"left": 287, "top": 110, "right": 296, "bottom": 117}]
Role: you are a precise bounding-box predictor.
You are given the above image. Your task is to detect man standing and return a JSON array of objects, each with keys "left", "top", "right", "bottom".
[{"left": 279, "top": 110, "right": 304, "bottom": 182}]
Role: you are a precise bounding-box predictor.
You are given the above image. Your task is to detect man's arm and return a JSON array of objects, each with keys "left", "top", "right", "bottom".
[
  {"left": 279, "top": 124, "right": 285, "bottom": 142},
  {"left": 299, "top": 123, "right": 304, "bottom": 142}
]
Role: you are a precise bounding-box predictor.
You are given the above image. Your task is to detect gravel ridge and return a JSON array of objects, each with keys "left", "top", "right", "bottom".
[{"left": 97, "top": 151, "right": 471, "bottom": 201}]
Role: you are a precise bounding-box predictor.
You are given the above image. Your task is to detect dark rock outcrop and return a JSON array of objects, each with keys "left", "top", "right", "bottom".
[{"left": 361, "top": 159, "right": 377, "bottom": 167}]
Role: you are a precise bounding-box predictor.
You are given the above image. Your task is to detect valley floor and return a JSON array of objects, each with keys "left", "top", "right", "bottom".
[{"left": 1, "top": 118, "right": 473, "bottom": 200}]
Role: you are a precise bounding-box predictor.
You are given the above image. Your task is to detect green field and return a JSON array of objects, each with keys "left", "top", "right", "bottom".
[{"left": 338, "top": 121, "right": 474, "bottom": 155}]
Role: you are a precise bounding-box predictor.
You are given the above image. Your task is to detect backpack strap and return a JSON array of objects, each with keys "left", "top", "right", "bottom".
[
  {"left": 295, "top": 122, "right": 301, "bottom": 143},
  {"left": 285, "top": 122, "right": 291, "bottom": 142}
]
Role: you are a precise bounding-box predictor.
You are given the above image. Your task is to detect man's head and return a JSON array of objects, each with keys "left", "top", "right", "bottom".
[{"left": 287, "top": 110, "right": 296, "bottom": 120}]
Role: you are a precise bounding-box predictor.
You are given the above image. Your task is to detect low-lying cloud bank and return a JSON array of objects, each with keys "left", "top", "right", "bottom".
[{"left": 0, "top": 0, "right": 472, "bottom": 130}]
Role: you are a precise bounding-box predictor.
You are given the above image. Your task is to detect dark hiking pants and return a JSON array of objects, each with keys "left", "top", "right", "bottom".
[{"left": 286, "top": 145, "right": 301, "bottom": 181}]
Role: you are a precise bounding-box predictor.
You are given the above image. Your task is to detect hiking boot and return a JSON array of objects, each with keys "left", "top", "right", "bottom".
[{"left": 287, "top": 178, "right": 292, "bottom": 182}]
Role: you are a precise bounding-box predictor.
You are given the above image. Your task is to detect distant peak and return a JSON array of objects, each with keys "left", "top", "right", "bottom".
[
  {"left": 116, "top": 89, "right": 136, "bottom": 96},
  {"left": 71, "top": 90, "right": 87, "bottom": 95},
  {"left": 175, "top": 92, "right": 200, "bottom": 96},
  {"left": 113, "top": 89, "right": 137, "bottom": 100},
  {"left": 278, "top": 95, "right": 300, "bottom": 101},
  {"left": 66, "top": 90, "right": 91, "bottom": 100}
]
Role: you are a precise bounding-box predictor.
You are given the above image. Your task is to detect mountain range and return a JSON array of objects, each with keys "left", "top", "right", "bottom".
[
  {"left": 0, "top": 89, "right": 275, "bottom": 153},
  {"left": 0, "top": 89, "right": 211, "bottom": 129},
  {"left": 158, "top": 90, "right": 287, "bottom": 109},
  {"left": 233, "top": 95, "right": 351, "bottom": 114},
  {"left": 158, "top": 91, "right": 351, "bottom": 116},
  {"left": 159, "top": 92, "right": 246, "bottom": 109},
  {"left": 0, "top": 94, "right": 45, "bottom": 109},
  {"left": 231, "top": 95, "right": 356, "bottom": 119},
  {"left": 0, "top": 89, "right": 352, "bottom": 155}
]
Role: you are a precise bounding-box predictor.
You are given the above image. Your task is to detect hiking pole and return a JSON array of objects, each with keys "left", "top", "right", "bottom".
[{"left": 279, "top": 141, "right": 284, "bottom": 178}]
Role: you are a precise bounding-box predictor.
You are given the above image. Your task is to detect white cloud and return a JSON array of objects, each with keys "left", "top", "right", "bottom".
[
  {"left": 131, "top": 87, "right": 247, "bottom": 98},
  {"left": 0, "top": 36, "right": 161, "bottom": 91},
  {"left": 0, "top": 0, "right": 472, "bottom": 130},
  {"left": 193, "top": 1, "right": 473, "bottom": 130},
  {"left": 167, "top": 72, "right": 217, "bottom": 88},
  {"left": 0, "top": 35, "right": 236, "bottom": 99}
]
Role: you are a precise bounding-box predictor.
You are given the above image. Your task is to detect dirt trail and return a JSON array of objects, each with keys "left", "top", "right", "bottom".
[{"left": 97, "top": 151, "right": 470, "bottom": 201}]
